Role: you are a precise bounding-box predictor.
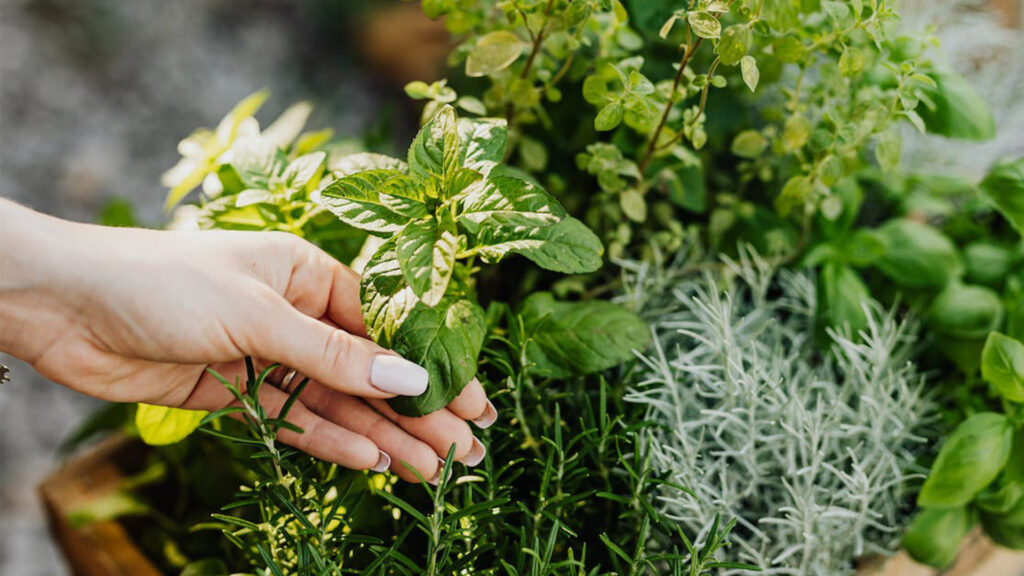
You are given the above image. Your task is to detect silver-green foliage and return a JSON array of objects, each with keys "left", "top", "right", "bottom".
[{"left": 620, "top": 248, "right": 934, "bottom": 575}]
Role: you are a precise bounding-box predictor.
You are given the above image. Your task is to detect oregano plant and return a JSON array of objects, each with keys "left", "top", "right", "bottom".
[{"left": 317, "top": 104, "right": 604, "bottom": 415}]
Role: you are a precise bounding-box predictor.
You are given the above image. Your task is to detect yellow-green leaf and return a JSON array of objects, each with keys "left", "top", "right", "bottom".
[
  {"left": 466, "top": 31, "right": 524, "bottom": 77},
  {"left": 135, "top": 404, "right": 208, "bottom": 446}
]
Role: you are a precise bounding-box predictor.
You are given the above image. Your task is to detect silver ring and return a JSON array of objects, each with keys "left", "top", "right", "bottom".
[{"left": 280, "top": 368, "right": 299, "bottom": 392}]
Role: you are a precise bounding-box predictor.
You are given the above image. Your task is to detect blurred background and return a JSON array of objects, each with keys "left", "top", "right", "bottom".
[{"left": 0, "top": 1, "right": 1021, "bottom": 575}]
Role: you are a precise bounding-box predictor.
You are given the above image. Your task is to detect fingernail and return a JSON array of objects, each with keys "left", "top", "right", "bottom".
[
  {"left": 371, "top": 450, "right": 391, "bottom": 473},
  {"left": 472, "top": 400, "right": 498, "bottom": 429},
  {"left": 371, "top": 355, "right": 429, "bottom": 396},
  {"left": 463, "top": 437, "right": 487, "bottom": 467},
  {"left": 427, "top": 457, "right": 449, "bottom": 486}
]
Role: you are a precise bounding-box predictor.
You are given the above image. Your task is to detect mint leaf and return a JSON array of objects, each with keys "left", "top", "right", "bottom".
[
  {"left": 978, "top": 158, "right": 1024, "bottom": 236},
  {"left": 465, "top": 30, "right": 524, "bottom": 77},
  {"left": 387, "top": 298, "right": 487, "bottom": 416},
  {"left": 457, "top": 176, "right": 566, "bottom": 233},
  {"left": 518, "top": 293, "right": 649, "bottom": 378},
  {"left": 396, "top": 214, "right": 459, "bottom": 307},
  {"left": 459, "top": 117, "right": 507, "bottom": 176},
  {"left": 318, "top": 170, "right": 427, "bottom": 235},
  {"left": 281, "top": 151, "right": 325, "bottom": 192},
  {"left": 330, "top": 152, "right": 409, "bottom": 176},
  {"left": 474, "top": 217, "right": 604, "bottom": 274},
  {"left": 360, "top": 239, "right": 419, "bottom": 347},
  {"left": 408, "top": 105, "right": 463, "bottom": 186}
]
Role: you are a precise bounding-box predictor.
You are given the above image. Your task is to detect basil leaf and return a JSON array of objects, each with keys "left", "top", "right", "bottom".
[
  {"left": 408, "top": 105, "right": 463, "bottom": 186},
  {"left": 136, "top": 404, "right": 208, "bottom": 446},
  {"left": 474, "top": 217, "right": 604, "bottom": 274},
  {"left": 874, "top": 219, "right": 961, "bottom": 289},
  {"left": 928, "top": 283, "right": 1004, "bottom": 340},
  {"left": 518, "top": 293, "right": 649, "bottom": 378},
  {"left": 360, "top": 239, "right": 419, "bottom": 348},
  {"left": 459, "top": 117, "right": 507, "bottom": 177},
  {"left": 978, "top": 158, "right": 1024, "bottom": 236},
  {"left": 902, "top": 507, "right": 974, "bottom": 569},
  {"left": 817, "top": 262, "right": 869, "bottom": 335},
  {"left": 981, "top": 332, "right": 1024, "bottom": 403},
  {"left": 318, "top": 170, "right": 427, "bottom": 235},
  {"left": 457, "top": 176, "right": 566, "bottom": 233},
  {"left": 387, "top": 298, "right": 487, "bottom": 417},
  {"left": 396, "top": 214, "right": 459, "bottom": 307},
  {"left": 918, "top": 69, "right": 995, "bottom": 141},
  {"left": 918, "top": 412, "right": 1014, "bottom": 508}
]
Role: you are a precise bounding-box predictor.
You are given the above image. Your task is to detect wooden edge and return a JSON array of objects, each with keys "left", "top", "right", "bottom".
[
  {"left": 38, "top": 435, "right": 163, "bottom": 576},
  {"left": 861, "top": 529, "right": 1024, "bottom": 576}
]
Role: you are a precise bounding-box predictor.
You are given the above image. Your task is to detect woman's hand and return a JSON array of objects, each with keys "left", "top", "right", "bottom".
[{"left": 0, "top": 199, "right": 495, "bottom": 483}]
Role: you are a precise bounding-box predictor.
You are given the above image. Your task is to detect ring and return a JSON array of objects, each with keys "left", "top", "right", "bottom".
[{"left": 279, "top": 368, "right": 299, "bottom": 392}]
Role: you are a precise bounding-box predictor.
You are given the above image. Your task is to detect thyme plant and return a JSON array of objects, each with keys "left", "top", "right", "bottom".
[{"left": 620, "top": 247, "right": 934, "bottom": 575}]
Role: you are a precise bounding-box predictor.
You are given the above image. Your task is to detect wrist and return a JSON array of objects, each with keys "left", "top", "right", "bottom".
[{"left": 0, "top": 200, "right": 81, "bottom": 361}]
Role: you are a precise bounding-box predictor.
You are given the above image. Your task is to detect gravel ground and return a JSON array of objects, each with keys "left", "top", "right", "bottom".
[{"left": 0, "top": 1, "right": 388, "bottom": 574}]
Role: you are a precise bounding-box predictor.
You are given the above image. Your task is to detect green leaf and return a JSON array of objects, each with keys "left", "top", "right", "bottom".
[
  {"left": 740, "top": 56, "right": 759, "bottom": 92},
  {"left": 474, "top": 217, "right": 604, "bottom": 274},
  {"left": 396, "top": 215, "right": 459, "bottom": 307},
  {"left": 818, "top": 263, "right": 869, "bottom": 336},
  {"left": 978, "top": 158, "right": 1024, "bottom": 236},
  {"left": 408, "top": 105, "right": 463, "bottom": 185},
  {"left": 318, "top": 170, "right": 427, "bottom": 235},
  {"left": 718, "top": 25, "right": 750, "bottom": 66},
  {"left": 387, "top": 299, "right": 487, "bottom": 416},
  {"left": 458, "top": 117, "right": 508, "bottom": 177},
  {"left": 782, "top": 114, "right": 811, "bottom": 153},
  {"left": 360, "top": 239, "right": 420, "bottom": 348},
  {"left": 465, "top": 31, "right": 524, "bottom": 77},
  {"left": 731, "top": 130, "right": 767, "bottom": 158},
  {"left": 902, "top": 507, "right": 974, "bottom": 569},
  {"left": 918, "top": 412, "right": 1013, "bottom": 508},
  {"left": 595, "top": 101, "right": 624, "bottom": 131},
  {"left": 518, "top": 293, "right": 650, "bottom": 378},
  {"left": 687, "top": 11, "right": 721, "bottom": 39},
  {"left": 838, "top": 46, "right": 865, "bottom": 77},
  {"left": 981, "top": 332, "right": 1024, "bottom": 403},
  {"left": 457, "top": 176, "right": 566, "bottom": 233},
  {"left": 874, "top": 219, "right": 961, "bottom": 289},
  {"left": 928, "top": 283, "right": 1004, "bottom": 340},
  {"left": 181, "top": 559, "right": 230, "bottom": 576},
  {"left": 135, "top": 404, "right": 208, "bottom": 446},
  {"left": 874, "top": 130, "right": 901, "bottom": 172},
  {"left": 68, "top": 490, "right": 149, "bottom": 527},
  {"left": 918, "top": 69, "right": 996, "bottom": 141}
]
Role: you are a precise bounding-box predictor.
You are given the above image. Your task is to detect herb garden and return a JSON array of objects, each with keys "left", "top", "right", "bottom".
[{"left": 50, "top": 1, "right": 1024, "bottom": 575}]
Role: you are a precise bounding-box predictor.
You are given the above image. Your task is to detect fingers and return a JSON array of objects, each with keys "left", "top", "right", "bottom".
[
  {"left": 298, "top": 382, "right": 442, "bottom": 483},
  {"left": 181, "top": 363, "right": 385, "bottom": 472},
  {"left": 367, "top": 398, "right": 485, "bottom": 466},
  {"left": 240, "top": 384, "right": 386, "bottom": 471},
  {"left": 248, "top": 301, "right": 428, "bottom": 399},
  {"left": 445, "top": 379, "right": 497, "bottom": 429}
]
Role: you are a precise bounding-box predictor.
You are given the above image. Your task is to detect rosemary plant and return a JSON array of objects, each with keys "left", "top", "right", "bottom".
[{"left": 620, "top": 247, "right": 935, "bottom": 576}]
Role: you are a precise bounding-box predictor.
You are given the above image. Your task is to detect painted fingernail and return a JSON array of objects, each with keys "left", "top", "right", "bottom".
[
  {"left": 472, "top": 400, "right": 498, "bottom": 429},
  {"left": 427, "top": 457, "right": 450, "bottom": 486},
  {"left": 463, "top": 437, "right": 487, "bottom": 467},
  {"left": 370, "top": 355, "right": 429, "bottom": 396},
  {"left": 371, "top": 450, "right": 391, "bottom": 473}
]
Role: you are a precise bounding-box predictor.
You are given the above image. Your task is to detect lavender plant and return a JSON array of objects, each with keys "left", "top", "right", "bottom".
[{"left": 620, "top": 247, "right": 935, "bottom": 575}]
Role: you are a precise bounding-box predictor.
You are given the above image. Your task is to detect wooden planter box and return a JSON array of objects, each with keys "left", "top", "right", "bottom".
[{"left": 40, "top": 436, "right": 1024, "bottom": 576}]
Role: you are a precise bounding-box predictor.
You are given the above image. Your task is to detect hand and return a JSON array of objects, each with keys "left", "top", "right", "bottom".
[{"left": 0, "top": 199, "right": 496, "bottom": 482}]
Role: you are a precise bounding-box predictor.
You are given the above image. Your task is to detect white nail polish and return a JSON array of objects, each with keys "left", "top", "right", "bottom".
[
  {"left": 428, "top": 457, "right": 449, "bottom": 486},
  {"left": 472, "top": 400, "right": 498, "bottom": 429},
  {"left": 371, "top": 451, "right": 391, "bottom": 473},
  {"left": 371, "top": 355, "right": 429, "bottom": 396},
  {"left": 463, "top": 437, "right": 486, "bottom": 467}
]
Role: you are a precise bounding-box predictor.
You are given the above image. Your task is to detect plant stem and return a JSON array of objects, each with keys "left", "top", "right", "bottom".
[{"left": 638, "top": 34, "right": 703, "bottom": 174}]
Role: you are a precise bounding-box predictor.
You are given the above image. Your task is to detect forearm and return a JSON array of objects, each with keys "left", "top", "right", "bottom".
[{"left": 0, "top": 199, "right": 81, "bottom": 361}]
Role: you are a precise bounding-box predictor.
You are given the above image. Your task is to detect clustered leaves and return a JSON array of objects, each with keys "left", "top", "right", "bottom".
[
  {"left": 318, "top": 104, "right": 603, "bottom": 415},
  {"left": 620, "top": 247, "right": 934, "bottom": 575}
]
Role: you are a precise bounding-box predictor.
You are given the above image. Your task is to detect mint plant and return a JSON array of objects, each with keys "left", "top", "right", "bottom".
[{"left": 317, "top": 104, "right": 603, "bottom": 415}]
